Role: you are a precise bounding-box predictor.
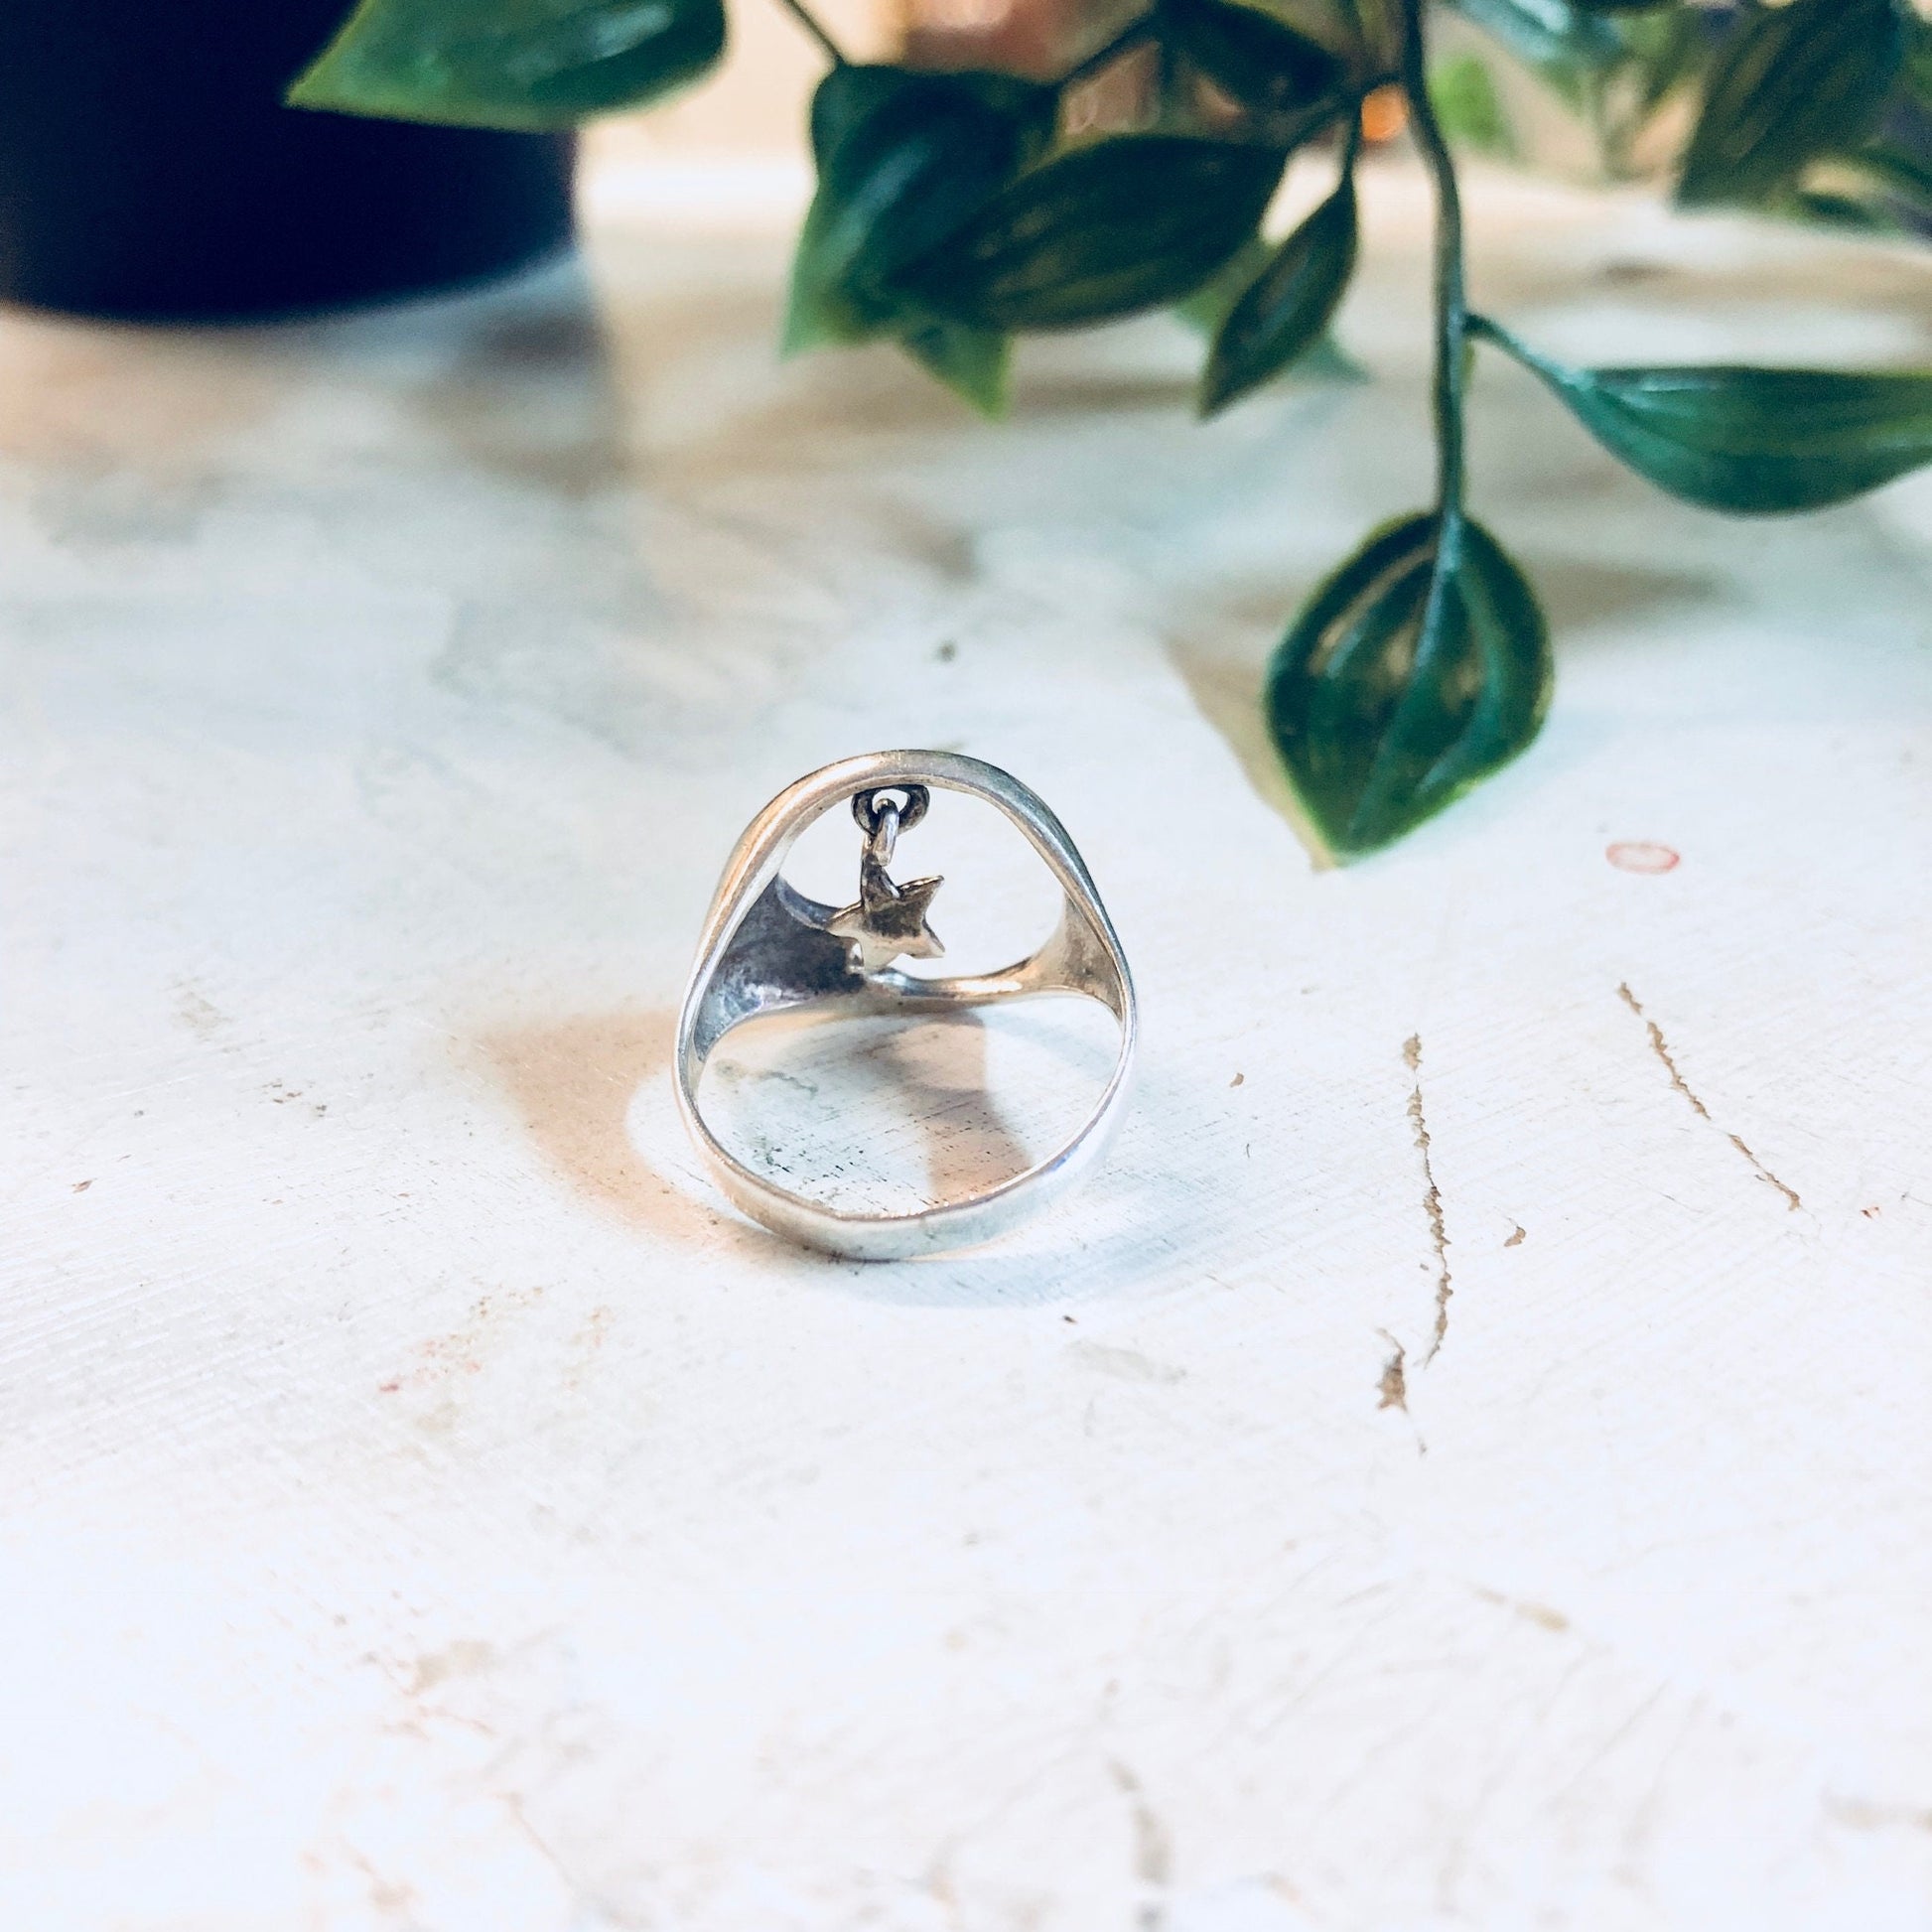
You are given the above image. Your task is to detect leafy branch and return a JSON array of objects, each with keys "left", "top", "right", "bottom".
[{"left": 290, "top": 0, "right": 1932, "bottom": 858}]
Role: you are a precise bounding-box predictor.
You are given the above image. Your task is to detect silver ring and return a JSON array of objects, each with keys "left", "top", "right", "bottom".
[{"left": 673, "top": 751, "right": 1138, "bottom": 1260}]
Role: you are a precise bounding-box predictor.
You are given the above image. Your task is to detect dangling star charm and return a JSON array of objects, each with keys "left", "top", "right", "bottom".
[{"left": 827, "top": 849, "right": 945, "bottom": 974}]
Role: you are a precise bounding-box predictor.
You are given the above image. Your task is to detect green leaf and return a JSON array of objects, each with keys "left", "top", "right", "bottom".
[
  {"left": 1794, "top": 142, "right": 1932, "bottom": 237},
  {"left": 1907, "top": 14, "right": 1932, "bottom": 105},
  {"left": 1611, "top": 7, "right": 1709, "bottom": 126},
  {"left": 1474, "top": 316, "right": 1932, "bottom": 513},
  {"left": 898, "top": 316, "right": 1012, "bottom": 416},
  {"left": 1678, "top": 0, "right": 1905, "bottom": 209},
  {"left": 1267, "top": 514, "right": 1553, "bottom": 857},
  {"left": 1175, "top": 233, "right": 1365, "bottom": 386},
  {"left": 1201, "top": 158, "right": 1357, "bottom": 414},
  {"left": 1163, "top": 0, "right": 1353, "bottom": 143},
  {"left": 1173, "top": 233, "right": 1273, "bottom": 335},
  {"left": 785, "top": 67, "right": 1051, "bottom": 416},
  {"left": 897, "top": 137, "right": 1291, "bottom": 332},
  {"left": 1429, "top": 52, "right": 1518, "bottom": 158},
  {"left": 1851, "top": 136, "right": 1932, "bottom": 213},
  {"left": 1784, "top": 186, "right": 1902, "bottom": 236},
  {"left": 288, "top": 0, "right": 725, "bottom": 128},
  {"left": 786, "top": 66, "right": 1050, "bottom": 351}
]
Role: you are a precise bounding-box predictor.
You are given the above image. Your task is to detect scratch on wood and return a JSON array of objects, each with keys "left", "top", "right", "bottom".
[
  {"left": 1616, "top": 983, "right": 1801, "bottom": 1211},
  {"left": 1828, "top": 1795, "right": 1932, "bottom": 1835},
  {"left": 408, "top": 1639, "right": 495, "bottom": 1696},
  {"left": 1474, "top": 1584, "right": 1570, "bottom": 1633},
  {"left": 1111, "top": 1761, "right": 1172, "bottom": 1921},
  {"left": 1376, "top": 1330, "right": 1408, "bottom": 1413},
  {"left": 1404, "top": 1035, "right": 1452, "bottom": 1363},
  {"left": 1071, "top": 1340, "right": 1186, "bottom": 1387},
  {"left": 503, "top": 1791, "right": 597, "bottom": 1916}
]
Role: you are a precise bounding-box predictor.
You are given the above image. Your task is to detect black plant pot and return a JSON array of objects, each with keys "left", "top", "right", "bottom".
[{"left": 0, "top": 0, "right": 575, "bottom": 322}]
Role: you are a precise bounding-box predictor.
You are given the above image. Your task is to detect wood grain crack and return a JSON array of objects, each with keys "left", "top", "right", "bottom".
[
  {"left": 1616, "top": 983, "right": 1800, "bottom": 1212},
  {"left": 1376, "top": 1330, "right": 1408, "bottom": 1412},
  {"left": 1404, "top": 1035, "right": 1453, "bottom": 1364},
  {"left": 1828, "top": 1795, "right": 1932, "bottom": 1836},
  {"left": 1111, "top": 1761, "right": 1172, "bottom": 1930}
]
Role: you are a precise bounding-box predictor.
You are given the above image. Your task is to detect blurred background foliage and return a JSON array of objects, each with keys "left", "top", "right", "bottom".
[{"left": 291, "top": 0, "right": 1932, "bottom": 855}]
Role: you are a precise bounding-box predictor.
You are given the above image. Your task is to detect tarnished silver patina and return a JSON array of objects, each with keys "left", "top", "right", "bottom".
[{"left": 674, "top": 751, "right": 1137, "bottom": 1260}]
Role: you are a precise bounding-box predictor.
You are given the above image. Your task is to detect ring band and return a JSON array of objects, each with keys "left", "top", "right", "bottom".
[{"left": 673, "top": 751, "right": 1138, "bottom": 1260}]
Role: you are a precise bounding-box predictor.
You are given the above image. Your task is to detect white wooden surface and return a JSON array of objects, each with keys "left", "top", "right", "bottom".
[{"left": 4, "top": 156, "right": 1931, "bottom": 1931}]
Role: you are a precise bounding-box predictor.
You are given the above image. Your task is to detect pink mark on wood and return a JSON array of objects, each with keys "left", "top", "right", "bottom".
[{"left": 1606, "top": 841, "right": 1680, "bottom": 875}]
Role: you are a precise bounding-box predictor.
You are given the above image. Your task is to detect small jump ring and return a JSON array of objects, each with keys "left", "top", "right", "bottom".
[
  {"left": 866, "top": 799, "right": 900, "bottom": 868},
  {"left": 852, "top": 784, "right": 928, "bottom": 839}
]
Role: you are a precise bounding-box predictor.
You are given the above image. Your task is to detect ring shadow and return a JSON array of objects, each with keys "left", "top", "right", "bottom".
[
  {"left": 479, "top": 1005, "right": 1201, "bottom": 1308},
  {"left": 481, "top": 1008, "right": 727, "bottom": 1247},
  {"left": 759, "top": 1008, "right": 1040, "bottom": 1215}
]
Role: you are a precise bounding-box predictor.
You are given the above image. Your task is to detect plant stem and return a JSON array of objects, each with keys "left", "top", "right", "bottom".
[
  {"left": 1398, "top": 0, "right": 1466, "bottom": 529},
  {"left": 774, "top": 0, "right": 847, "bottom": 67}
]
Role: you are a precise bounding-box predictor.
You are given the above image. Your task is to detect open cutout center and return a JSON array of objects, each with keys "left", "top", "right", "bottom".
[
  {"left": 700, "top": 997, "right": 1119, "bottom": 1217},
  {"left": 779, "top": 788, "right": 1067, "bottom": 983}
]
